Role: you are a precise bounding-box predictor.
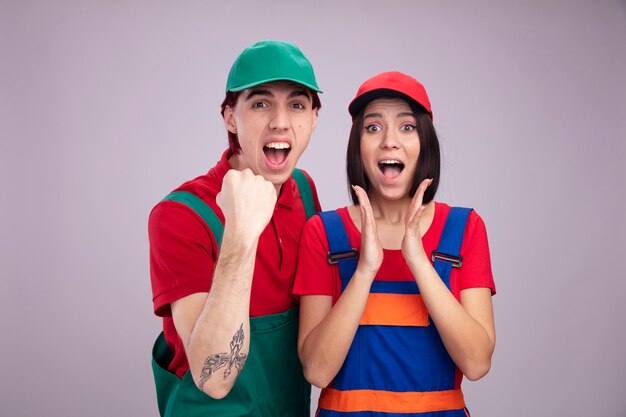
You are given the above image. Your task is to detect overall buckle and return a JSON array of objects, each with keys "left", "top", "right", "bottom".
[
  {"left": 431, "top": 250, "right": 463, "bottom": 268},
  {"left": 327, "top": 249, "right": 358, "bottom": 265}
]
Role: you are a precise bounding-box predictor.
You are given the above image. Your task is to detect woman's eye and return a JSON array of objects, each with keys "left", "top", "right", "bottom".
[
  {"left": 401, "top": 124, "right": 416, "bottom": 131},
  {"left": 365, "top": 125, "right": 381, "bottom": 133}
]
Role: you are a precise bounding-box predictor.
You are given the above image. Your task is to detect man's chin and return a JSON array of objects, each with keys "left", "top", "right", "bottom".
[{"left": 262, "top": 168, "right": 293, "bottom": 189}]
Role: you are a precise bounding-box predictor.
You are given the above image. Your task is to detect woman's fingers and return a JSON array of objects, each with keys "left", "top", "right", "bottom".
[
  {"left": 353, "top": 185, "right": 369, "bottom": 210},
  {"left": 352, "top": 185, "right": 382, "bottom": 278},
  {"left": 406, "top": 178, "right": 433, "bottom": 228},
  {"left": 402, "top": 179, "right": 432, "bottom": 263},
  {"left": 352, "top": 185, "right": 374, "bottom": 228}
]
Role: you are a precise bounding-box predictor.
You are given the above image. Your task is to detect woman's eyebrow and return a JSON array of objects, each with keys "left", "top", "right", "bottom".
[{"left": 364, "top": 112, "right": 415, "bottom": 119}]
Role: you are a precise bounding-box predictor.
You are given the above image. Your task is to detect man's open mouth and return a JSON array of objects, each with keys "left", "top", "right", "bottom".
[{"left": 264, "top": 142, "right": 291, "bottom": 166}]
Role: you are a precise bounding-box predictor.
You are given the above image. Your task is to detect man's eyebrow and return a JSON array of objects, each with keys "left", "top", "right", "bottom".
[
  {"left": 244, "top": 89, "right": 273, "bottom": 101},
  {"left": 288, "top": 89, "right": 312, "bottom": 101}
]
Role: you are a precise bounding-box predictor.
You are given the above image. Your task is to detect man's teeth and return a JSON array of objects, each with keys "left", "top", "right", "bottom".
[{"left": 265, "top": 142, "right": 291, "bottom": 150}]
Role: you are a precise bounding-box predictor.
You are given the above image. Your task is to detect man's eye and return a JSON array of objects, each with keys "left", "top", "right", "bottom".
[
  {"left": 291, "top": 103, "right": 305, "bottom": 109},
  {"left": 253, "top": 102, "right": 268, "bottom": 108}
]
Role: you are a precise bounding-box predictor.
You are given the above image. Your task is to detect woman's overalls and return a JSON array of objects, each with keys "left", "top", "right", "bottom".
[
  {"left": 151, "top": 169, "right": 315, "bottom": 417},
  {"left": 316, "top": 207, "right": 473, "bottom": 417}
]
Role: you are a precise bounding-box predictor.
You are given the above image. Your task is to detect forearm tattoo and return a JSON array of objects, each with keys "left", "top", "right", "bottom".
[{"left": 198, "top": 323, "right": 248, "bottom": 390}]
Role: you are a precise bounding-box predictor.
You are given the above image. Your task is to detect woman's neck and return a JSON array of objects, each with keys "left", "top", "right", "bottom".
[
  {"left": 347, "top": 192, "right": 436, "bottom": 250},
  {"left": 368, "top": 194, "right": 412, "bottom": 224}
]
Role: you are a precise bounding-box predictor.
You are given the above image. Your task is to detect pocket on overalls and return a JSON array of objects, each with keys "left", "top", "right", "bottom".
[
  {"left": 250, "top": 307, "right": 310, "bottom": 417},
  {"left": 152, "top": 331, "right": 262, "bottom": 417},
  {"left": 174, "top": 365, "right": 260, "bottom": 417},
  {"left": 357, "top": 292, "right": 432, "bottom": 391},
  {"left": 360, "top": 293, "right": 429, "bottom": 326}
]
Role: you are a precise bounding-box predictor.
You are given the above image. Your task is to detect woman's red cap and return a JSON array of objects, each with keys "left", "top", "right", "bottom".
[{"left": 348, "top": 71, "right": 433, "bottom": 120}]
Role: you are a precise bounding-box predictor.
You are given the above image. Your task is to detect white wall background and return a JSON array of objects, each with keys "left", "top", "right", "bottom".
[{"left": 1, "top": 1, "right": 625, "bottom": 416}]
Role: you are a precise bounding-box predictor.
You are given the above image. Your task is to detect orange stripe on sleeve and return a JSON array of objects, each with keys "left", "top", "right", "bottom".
[{"left": 360, "top": 293, "right": 429, "bottom": 326}]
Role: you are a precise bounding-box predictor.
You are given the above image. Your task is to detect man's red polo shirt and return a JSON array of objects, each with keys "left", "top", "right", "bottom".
[{"left": 149, "top": 149, "right": 321, "bottom": 377}]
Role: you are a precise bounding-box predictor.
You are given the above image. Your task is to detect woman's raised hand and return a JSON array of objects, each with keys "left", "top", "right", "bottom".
[
  {"left": 352, "top": 185, "right": 383, "bottom": 282},
  {"left": 401, "top": 178, "right": 432, "bottom": 267}
]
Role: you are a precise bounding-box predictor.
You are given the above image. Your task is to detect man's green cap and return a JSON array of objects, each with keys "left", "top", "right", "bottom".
[{"left": 226, "top": 40, "right": 322, "bottom": 93}]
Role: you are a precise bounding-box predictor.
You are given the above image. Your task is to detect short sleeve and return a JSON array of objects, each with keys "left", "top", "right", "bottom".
[
  {"left": 293, "top": 215, "right": 340, "bottom": 301},
  {"left": 148, "top": 200, "right": 218, "bottom": 317},
  {"left": 455, "top": 210, "right": 496, "bottom": 295}
]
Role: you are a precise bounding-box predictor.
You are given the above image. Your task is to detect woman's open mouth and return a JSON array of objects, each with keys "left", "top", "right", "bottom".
[{"left": 378, "top": 159, "right": 404, "bottom": 179}]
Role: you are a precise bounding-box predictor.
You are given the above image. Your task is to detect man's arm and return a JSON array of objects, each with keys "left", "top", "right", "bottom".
[{"left": 171, "top": 169, "right": 276, "bottom": 399}]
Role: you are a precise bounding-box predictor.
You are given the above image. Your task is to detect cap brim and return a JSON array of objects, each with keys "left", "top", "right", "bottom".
[
  {"left": 228, "top": 77, "right": 322, "bottom": 93},
  {"left": 348, "top": 89, "right": 428, "bottom": 118}
]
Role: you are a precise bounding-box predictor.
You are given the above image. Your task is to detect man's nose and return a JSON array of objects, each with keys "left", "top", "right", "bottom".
[{"left": 269, "top": 105, "right": 289, "bottom": 130}]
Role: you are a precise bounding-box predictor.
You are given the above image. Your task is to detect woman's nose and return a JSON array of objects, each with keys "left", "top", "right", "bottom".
[{"left": 380, "top": 129, "right": 400, "bottom": 149}]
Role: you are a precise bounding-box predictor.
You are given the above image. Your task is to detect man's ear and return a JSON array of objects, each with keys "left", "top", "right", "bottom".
[
  {"left": 311, "top": 108, "right": 318, "bottom": 131},
  {"left": 223, "top": 106, "right": 237, "bottom": 134}
]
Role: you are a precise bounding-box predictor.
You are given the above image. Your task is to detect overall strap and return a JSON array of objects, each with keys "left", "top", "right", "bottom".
[
  {"left": 432, "top": 207, "right": 473, "bottom": 289},
  {"left": 318, "top": 210, "right": 358, "bottom": 292},
  {"left": 161, "top": 191, "right": 224, "bottom": 249},
  {"left": 292, "top": 168, "right": 316, "bottom": 219}
]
